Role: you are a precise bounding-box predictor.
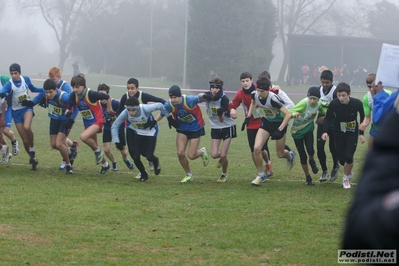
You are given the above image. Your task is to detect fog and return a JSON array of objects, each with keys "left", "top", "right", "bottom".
[{"left": 0, "top": 0, "right": 398, "bottom": 85}]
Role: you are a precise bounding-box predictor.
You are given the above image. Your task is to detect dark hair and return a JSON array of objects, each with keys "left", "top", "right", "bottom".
[
  {"left": 209, "top": 77, "right": 224, "bottom": 86},
  {"left": 125, "top": 96, "right": 139, "bottom": 107},
  {"left": 336, "top": 82, "right": 351, "bottom": 94},
  {"left": 256, "top": 77, "right": 271, "bottom": 91},
  {"left": 97, "top": 83, "right": 110, "bottom": 93},
  {"left": 71, "top": 74, "right": 86, "bottom": 88},
  {"left": 43, "top": 78, "right": 57, "bottom": 91},
  {"left": 127, "top": 78, "right": 139, "bottom": 88},
  {"left": 320, "top": 70, "right": 333, "bottom": 81},
  {"left": 258, "top": 70, "right": 271, "bottom": 80},
  {"left": 240, "top": 72, "right": 252, "bottom": 80}
]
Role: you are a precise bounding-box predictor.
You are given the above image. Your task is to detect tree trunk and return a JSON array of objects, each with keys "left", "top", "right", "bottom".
[{"left": 277, "top": 55, "right": 289, "bottom": 83}]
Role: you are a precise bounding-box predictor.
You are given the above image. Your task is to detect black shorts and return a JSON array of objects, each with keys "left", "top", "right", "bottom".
[
  {"left": 49, "top": 118, "right": 68, "bottom": 135},
  {"left": 211, "top": 125, "right": 237, "bottom": 140},
  {"left": 247, "top": 128, "right": 268, "bottom": 153},
  {"left": 260, "top": 118, "right": 287, "bottom": 140},
  {"left": 177, "top": 128, "right": 205, "bottom": 140},
  {"left": 103, "top": 125, "right": 126, "bottom": 146}
]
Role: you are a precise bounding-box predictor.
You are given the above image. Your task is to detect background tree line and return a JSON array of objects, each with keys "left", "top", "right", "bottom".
[{"left": 2, "top": 0, "right": 399, "bottom": 88}]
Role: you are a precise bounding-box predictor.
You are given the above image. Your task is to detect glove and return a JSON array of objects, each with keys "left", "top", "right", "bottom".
[
  {"left": 143, "top": 120, "right": 157, "bottom": 129},
  {"left": 241, "top": 117, "right": 250, "bottom": 131},
  {"left": 105, "top": 112, "right": 113, "bottom": 124},
  {"left": 167, "top": 116, "right": 179, "bottom": 129},
  {"left": 0, "top": 93, "right": 6, "bottom": 99},
  {"left": 271, "top": 129, "right": 284, "bottom": 140},
  {"left": 202, "top": 92, "right": 213, "bottom": 101},
  {"left": 64, "top": 119, "right": 75, "bottom": 129},
  {"left": 38, "top": 97, "right": 47, "bottom": 108},
  {"left": 65, "top": 111, "right": 72, "bottom": 118},
  {"left": 115, "top": 142, "right": 124, "bottom": 151},
  {"left": 21, "top": 100, "right": 35, "bottom": 107}
]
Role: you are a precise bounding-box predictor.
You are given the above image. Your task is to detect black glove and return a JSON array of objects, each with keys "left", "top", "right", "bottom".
[
  {"left": 38, "top": 97, "right": 47, "bottom": 108},
  {"left": 0, "top": 93, "right": 6, "bottom": 99},
  {"left": 271, "top": 129, "right": 284, "bottom": 140},
  {"left": 21, "top": 100, "right": 35, "bottom": 107},
  {"left": 64, "top": 119, "right": 75, "bottom": 129},
  {"left": 241, "top": 117, "right": 250, "bottom": 131},
  {"left": 143, "top": 120, "right": 157, "bottom": 129},
  {"left": 65, "top": 111, "right": 72, "bottom": 118},
  {"left": 202, "top": 92, "right": 213, "bottom": 101},
  {"left": 115, "top": 142, "right": 124, "bottom": 151},
  {"left": 167, "top": 116, "right": 179, "bottom": 129},
  {"left": 105, "top": 112, "right": 113, "bottom": 124},
  {"left": 217, "top": 108, "right": 224, "bottom": 117}
]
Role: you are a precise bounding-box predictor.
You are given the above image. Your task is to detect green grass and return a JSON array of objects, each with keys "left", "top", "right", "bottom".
[{"left": 0, "top": 75, "right": 369, "bottom": 265}]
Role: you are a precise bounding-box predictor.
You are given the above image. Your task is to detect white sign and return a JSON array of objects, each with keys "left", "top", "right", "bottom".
[{"left": 376, "top": 43, "right": 399, "bottom": 88}]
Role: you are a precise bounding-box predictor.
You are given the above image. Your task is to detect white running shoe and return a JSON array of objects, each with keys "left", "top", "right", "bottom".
[
  {"left": 342, "top": 177, "right": 351, "bottom": 189},
  {"left": 149, "top": 161, "right": 154, "bottom": 171}
]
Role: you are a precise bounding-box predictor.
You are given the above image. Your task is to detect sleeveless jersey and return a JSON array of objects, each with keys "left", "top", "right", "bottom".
[
  {"left": 127, "top": 104, "right": 158, "bottom": 136},
  {"left": 206, "top": 95, "right": 235, "bottom": 129}
]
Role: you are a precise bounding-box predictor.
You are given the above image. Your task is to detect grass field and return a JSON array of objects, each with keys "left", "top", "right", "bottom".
[{"left": 0, "top": 75, "right": 370, "bottom": 265}]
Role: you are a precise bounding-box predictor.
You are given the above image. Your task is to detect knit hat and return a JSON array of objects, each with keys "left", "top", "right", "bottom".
[
  {"left": 307, "top": 86, "right": 320, "bottom": 98},
  {"left": 9, "top": 63, "right": 21, "bottom": 74},
  {"left": 169, "top": 85, "right": 182, "bottom": 97}
]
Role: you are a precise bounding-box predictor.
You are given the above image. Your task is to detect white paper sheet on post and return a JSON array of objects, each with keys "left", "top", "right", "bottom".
[{"left": 375, "top": 43, "right": 399, "bottom": 88}]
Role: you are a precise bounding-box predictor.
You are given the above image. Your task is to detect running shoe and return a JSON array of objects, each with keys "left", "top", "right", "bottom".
[
  {"left": 319, "top": 170, "right": 329, "bottom": 182},
  {"left": 217, "top": 173, "right": 228, "bottom": 183},
  {"left": 65, "top": 165, "right": 73, "bottom": 175},
  {"left": 149, "top": 161, "right": 154, "bottom": 171},
  {"left": 180, "top": 175, "right": 193, "bottom": 183},
  {"left": 94, "top": 150, "right": 104, "bottom": 164},
  {"left": 153, "top": 160, "right": 161, "bottom": 175},
  {"left": 251, "top": 175, "right": 266, "bottom": 186},
  {"left": 12, "top": 140, "right": 19, "bottom": 155},
  {"left": 309, "top": 160, "right": 319, "bottom": 174},
  {"left": 98, "top": 164, "right": 110, "bottom": 175},
  {"left": 306, "top": 176, "right": 314, "bottom": 186},
  {"left": 124, "top": 159, "right": 134, "bottom": 170},
  {"left": 265, "top": 162, "right": 274, "bottom": 177},
  {"left": 286, "top": 150, "right": 296, "bottom": 170},
  {"left": 330, "top": 165, "right": 340, "bottom": 182},
  {"left": 59, "top": 161, "right": 66, "bottom": 170},
  {"left": 342, "top": 177, "right": 351, "bottom": 189},
  {"left": 200, "top": 147, "right": 209, "bottom": 167},
  {"left": 112, "top": 162, "right": 119, "bottom": 171}
]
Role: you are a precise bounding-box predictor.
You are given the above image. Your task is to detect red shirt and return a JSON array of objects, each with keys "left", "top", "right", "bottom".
[{"left": 229, "top": 88, "right": 261, "bottom": 130}]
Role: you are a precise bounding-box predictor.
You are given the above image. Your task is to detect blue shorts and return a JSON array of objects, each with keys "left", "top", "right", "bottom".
[
  {"left": 12, "top": 108, "right": 33, "bottom": 124},
  {"left": 49, "top": 118, "right": 68, "bottom": 135},
  {"left": 0, "top": 107, "right": 12, "bottom": 128}
]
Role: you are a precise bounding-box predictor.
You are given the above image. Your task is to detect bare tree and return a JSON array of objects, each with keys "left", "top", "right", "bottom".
[
  {"left": 19, "top": 0, "right": 117, "bottom": 71},
  {"left": 275, "top": 0, "right": 339, "bottom": 82}
]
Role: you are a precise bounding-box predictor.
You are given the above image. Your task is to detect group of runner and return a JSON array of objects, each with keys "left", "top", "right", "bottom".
[{"left": 0, "top": 63, "right": 381, "bottom": 188}]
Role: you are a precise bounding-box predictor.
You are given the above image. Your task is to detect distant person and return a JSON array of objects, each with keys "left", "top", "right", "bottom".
[
  {"left": 316, "top": 70, "right": 339, "bottom": 183},
  {"left": 359, "top": 73, "right": 392, "bottom": 150},
  {"left": 199, "top": 77, "right": 236, "bottom": 183},
  {"left": 301, "top": 64, "right": 309, "bottom": 84},
  {"left": 321, "top": 82, "right": 365, "bottom": 189},
  {"left": 0, "top": 63, "right": 43, "bottom": 170},
  {"left": 72, "top": 61, "right": 80, "bottom": 76}
]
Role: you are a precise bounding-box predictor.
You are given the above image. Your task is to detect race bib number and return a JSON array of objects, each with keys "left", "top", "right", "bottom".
[
  {"left": 80, "top": 110, "right": 94, "bottom": 120},
  {"left": 18, "top": 94, "right": 27, "bottom": 102},
  {"left": 210, "top": 107, "right": 218, "bottom": 115},
  {"left": 136, "top": 122, "right": 146, "bottom": 129},
  {"left": 340, "top": 121, "right": 356, "bottom": 132},
  {"left": 48, "top": 104, "right": 62, "bottom": 116},
  {"left": 179, "top": 114, "right": 195, "bottom": 122}
]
